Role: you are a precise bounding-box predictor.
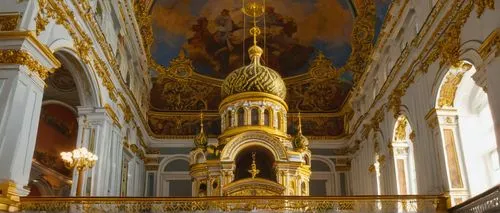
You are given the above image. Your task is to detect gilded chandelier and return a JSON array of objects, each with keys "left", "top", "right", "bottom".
[{"left": 60, "top": 147, "right": 98, "bottom": 196}]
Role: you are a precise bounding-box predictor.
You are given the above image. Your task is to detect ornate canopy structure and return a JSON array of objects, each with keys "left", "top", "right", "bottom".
[{"left": 189, "top": 7, "right": 311, "bottom": 195}]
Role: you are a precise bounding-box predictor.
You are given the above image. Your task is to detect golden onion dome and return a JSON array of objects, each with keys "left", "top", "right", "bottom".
[
  {"left": 292, "top": 131, "right": 309, "bottom": 151},
  {"left": 221, "top": 45, "right": 286, "bottom": 100}
]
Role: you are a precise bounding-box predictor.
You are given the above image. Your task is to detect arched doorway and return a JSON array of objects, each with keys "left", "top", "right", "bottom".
[
  {"left": 391, "top": 115, "right": 417, "bottom": 195},
  {"left": 234, "top": 146, "right": 276, "bottom": 182},
  {"left": 435, "top": 61, "right": 499, "bottom": 203},
  {"left": 28, "top": 50, "right": 99, "bottom": 197}
]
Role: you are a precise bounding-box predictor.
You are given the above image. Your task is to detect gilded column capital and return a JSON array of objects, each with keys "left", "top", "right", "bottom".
[{"left": 0, "top": 31, "right": 61, "bottom": 81}]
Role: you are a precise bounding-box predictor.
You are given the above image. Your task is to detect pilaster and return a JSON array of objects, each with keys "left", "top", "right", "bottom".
[
  {"left": 0, "top": 31, "right": 60, "bottom": 210},
  {"left": 425, "top": 108, "right": 469, "bottom": 205}
]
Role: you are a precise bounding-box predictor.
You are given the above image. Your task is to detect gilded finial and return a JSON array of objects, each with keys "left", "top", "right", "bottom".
[
  {"left": 248, "top": 152, "right": 260, "bottom": 178},
  {"left": 298, "top": 111, "right": 302, "bottom": 134},
  {"left": 293, "top": 112, "right": 309, "bottom": 151},
  {"left": 245, "top": 1, "right": 264, "bottom": 60},
  {"left": 194, "top": 112, "right": 207, "bottom": 149}
]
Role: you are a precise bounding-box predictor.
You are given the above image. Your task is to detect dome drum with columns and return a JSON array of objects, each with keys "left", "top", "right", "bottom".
[{"left": 190, "top": 30, "right": 311, "bottom": 196}]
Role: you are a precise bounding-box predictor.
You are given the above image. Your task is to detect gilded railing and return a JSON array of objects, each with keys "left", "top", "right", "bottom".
[
  {"left": 20, "top": 195, "right": 448, "bottom": 212},
  {"left": 449, "top": 185, "right": 500, "bottom": 213}
]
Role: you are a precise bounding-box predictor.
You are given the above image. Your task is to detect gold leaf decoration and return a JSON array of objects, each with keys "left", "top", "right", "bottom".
[
  {"left": 0, "top": 49, "right": 55, "bottom": 80},
  {"left": 0, "top": 13, "right": 19, "bottom": 31}
]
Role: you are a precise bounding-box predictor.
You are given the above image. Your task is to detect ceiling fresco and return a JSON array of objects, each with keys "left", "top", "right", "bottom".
[
  {"left": 137, "top": 0, "right": 392, "bottom": 138},
  {"left": 150, "top": 0, "right": 356, "bottom": 79}
]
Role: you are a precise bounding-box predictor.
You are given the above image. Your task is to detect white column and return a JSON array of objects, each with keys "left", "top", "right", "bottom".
[
  {"left": 0, "top": 64, "right": 44, "bottom": 197},
  {"left": 0, "top": 33, "right": 60, "bottom": 209},
  {"left": 74, "top": 106, "right": 123, "bottom": 196}
]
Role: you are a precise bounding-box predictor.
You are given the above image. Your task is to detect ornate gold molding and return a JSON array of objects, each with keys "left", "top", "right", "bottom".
[
  {"left": 478, "top": 29, "right": 500, "bottom": 59},
  {"left": 437, "top": 72, "right": 465, "bottom": 108},
  {"left": 308, "top": 52, "right": 340, "bottom": 80},
  {"left": 0, "top": 49, "right": 55, "bottom": 80},
  {"left": 104, "top": 104, "right": 122, "bottom": 129},
  {"left": 438, "top": 3, "right": 474, "bottom": 68},
  {"left": 394, "top": 116, "right": 407, "bottom": 141},
  {"left": 474, "top": 0, "right": 495, "bottom": 18},
  {"left": 0, "top": 13, "right": 19, "bottom": 31},
  {"left": 0, "top": 31, "right": 61, "bottom": 68}
]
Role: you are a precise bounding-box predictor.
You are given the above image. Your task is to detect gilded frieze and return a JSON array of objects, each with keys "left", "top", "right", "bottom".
[
  {"left": 286, "top": 78, "right": 351, "bottom": 112},
  {"left": 150, "top": 77, "right": 221, "bottom": 111},
  {"left": 148, "top": 112, "right": 345, "bottom": 138},
  {"left": 148, "top": 114, "right": 221, "bottom": 137}
]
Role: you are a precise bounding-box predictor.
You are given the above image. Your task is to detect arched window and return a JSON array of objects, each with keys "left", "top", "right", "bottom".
[
  {"left": 160, "top": 157, "right": 191, "bottom": 197},
  {"left": 434, "top": 61, "right": 498, "bottom": 204},
  {"left": 392, "top": 115, "right": 417, "bottom": 195},
  {"left": 277, "top": 111, "right": 283, "bottom": 131},
  {"left": 251, "top": 108, "right": 259, "bottom": 125},
  {"left": 226, "top": 111, "right": 232, "bottom": 128},
  {"left": 237, "top": 108, "right": 245, "bottom": 126},
  {"left": 310, "top": 158, "right": 335, "bottom": 196},
  {"left": 264, "top": 109, "right": 270, "bottom": 126}
]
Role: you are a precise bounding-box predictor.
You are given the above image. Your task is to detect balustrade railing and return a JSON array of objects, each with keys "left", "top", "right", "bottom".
[
  {"left": 20, "top": 195, "right": 448, "bottom": 213},
  {"left": 449, "top": 185, "right": 500, "bottom": 213}
]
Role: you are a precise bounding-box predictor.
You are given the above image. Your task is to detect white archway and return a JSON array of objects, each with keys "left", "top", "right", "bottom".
[
  {"left": 310, "top": 156, "right": 336, "bottom": 196},
  {"left": 157, "top": 155, "right": 191, "bottom": 197},
  {"left": 435, "top": 61, "right": 499, "bottom": 202}
]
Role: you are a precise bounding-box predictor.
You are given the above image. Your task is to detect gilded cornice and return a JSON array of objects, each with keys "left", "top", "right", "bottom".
[{"left": 0, "top": 49, "right": 55, "bottom": 80}]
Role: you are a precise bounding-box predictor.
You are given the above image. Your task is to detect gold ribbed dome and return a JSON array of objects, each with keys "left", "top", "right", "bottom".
[{"left": 221, "top": 45, "right": 286, "bottom": 99}]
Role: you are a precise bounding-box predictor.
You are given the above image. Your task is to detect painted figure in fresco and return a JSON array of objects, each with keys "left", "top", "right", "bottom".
[
  {"left": 183, "top": 6, "right": 314, "bottom": 78},
  {"left": 213, "top": 9, "right": 236, "bottom": 73},
  {"left": 214, "top": 9, "right": 234, "bottom": 50}
]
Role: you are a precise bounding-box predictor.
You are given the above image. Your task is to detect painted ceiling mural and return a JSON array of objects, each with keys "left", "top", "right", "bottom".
[{"left": 138, "top": 0, "right": 392, "bottom": 138}]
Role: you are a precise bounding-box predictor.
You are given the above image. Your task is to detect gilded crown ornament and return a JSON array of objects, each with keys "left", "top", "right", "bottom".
[
  {"left": 292, "top": 112, "right": 309, "bottom": 151},
  {"left": 194, "top": 112, "right": 208, "bottom": 149}
]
